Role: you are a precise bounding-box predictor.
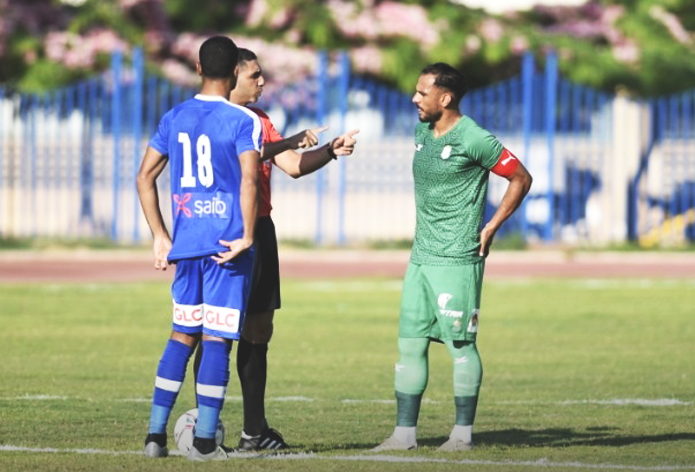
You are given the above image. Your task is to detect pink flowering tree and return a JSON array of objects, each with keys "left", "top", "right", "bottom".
[{"left": 0, "top": 0, "right": 694, "bottom": 97}]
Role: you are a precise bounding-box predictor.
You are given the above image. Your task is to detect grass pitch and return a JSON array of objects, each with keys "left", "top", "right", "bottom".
[{"left": 0, "top": 275, "right": 694, "bottom": 471}]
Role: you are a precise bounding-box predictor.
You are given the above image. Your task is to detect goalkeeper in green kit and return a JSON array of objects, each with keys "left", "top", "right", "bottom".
[{"left": 372, "top": 63, "right": 533, "bottom": 453}]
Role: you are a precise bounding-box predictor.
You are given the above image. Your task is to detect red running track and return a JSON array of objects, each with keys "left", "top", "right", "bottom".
[{"left": 0, "top": 250, "right": 693, "bottom": 283}]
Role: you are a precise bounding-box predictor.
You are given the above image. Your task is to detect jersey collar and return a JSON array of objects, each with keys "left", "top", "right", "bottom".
[{"left": 194, "top": 94, "right": 231, "bottom": 103}]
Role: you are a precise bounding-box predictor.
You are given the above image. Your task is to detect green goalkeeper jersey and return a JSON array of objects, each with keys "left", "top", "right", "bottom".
[{"left": 411, "top": 115, "right": 503, "bottom": 266}]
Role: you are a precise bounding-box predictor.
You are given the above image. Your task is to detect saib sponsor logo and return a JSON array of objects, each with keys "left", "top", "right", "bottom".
[
  {"left": 172, "top": 192, "right": 232, "bottom": 219},
  {"left": 173, "top": 193, "right": 193, "bottom": 217},
  {"left": 194, "top": 196, "right": 227, "bottom": 217}
]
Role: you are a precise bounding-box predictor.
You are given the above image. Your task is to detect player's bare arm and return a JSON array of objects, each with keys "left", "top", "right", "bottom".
[
  {"left": 260, "top": 126, "right": 329, "bottom": 162},
  {"left": 330, "top": 128, "right": 359, "bottom": 156},
  {"left": 213, "top": 149, "right": 260, "bottom": 264},
  {"left": 479, "top": 160, "right": 532, "bottom": 257},
  {"left": 274, "top": 128, "right": 360, "bottom": 178},
  {"left": 136, "top": 146, "right": 172, "bottom": 270}
]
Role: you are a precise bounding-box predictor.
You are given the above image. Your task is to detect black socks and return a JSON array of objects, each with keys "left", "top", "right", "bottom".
[{"left": 237, "top": 337, "right": 269, "bottom": 436}]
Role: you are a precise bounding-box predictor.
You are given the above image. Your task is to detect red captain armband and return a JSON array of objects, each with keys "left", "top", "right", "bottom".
[{"left": 490, "top": 148, "right": 520, "bottom": 178}]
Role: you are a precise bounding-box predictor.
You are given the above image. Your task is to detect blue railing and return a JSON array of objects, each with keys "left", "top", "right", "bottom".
[
  {"left": 0, "top": 49, "right": 693, "bottom": 246},
  {"left": 630, "top": 90, "right": 695, "bottom": 246}
]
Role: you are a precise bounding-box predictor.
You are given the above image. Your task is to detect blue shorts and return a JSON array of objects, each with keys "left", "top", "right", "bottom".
[{"left": 170, "top": 250, "right": 255, "bottom": 339}]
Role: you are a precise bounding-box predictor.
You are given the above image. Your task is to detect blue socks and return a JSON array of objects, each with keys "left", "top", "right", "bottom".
[
  {"left": 148, "top": 339, "right": 194, "bottom": 434},
  {"left": 195, "top": 340, "right": 232, "bottom": 439},
  {"left": 148, "top": 338, "right": 232, "bottom": 440}
]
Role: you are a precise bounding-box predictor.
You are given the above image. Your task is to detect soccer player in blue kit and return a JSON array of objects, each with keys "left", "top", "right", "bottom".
[{"left": 136, "top": 36, "right": 262, "bottom": 461}]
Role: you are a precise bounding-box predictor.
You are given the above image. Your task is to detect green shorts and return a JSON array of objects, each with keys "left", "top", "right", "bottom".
[{"left": 399, "top": 261, "right": 485, "bottom": 342}]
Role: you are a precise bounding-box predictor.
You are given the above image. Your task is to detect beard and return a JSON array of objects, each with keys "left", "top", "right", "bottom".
[{"left": 417, "top": 108, "right": 442, "bottom": 123}]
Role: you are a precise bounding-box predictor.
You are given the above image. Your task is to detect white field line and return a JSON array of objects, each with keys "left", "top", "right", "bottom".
[
  {"left": 342, "top": 399, "right": 395, "bottom": 404},
  {"left": 1, "top": 445, "right": 694, "bottom": 471},
  {"left": 116, "top": 395, "right": 315, "bottom": 403},
  {"left": 341, "top": 398, "right": 442, "bottom": 405},
  {"left": 296, "top": 279, "right": 695, "bottom": 291},
  {"left": 0, "top": 394, "right": 69, "bottom": 400},
  {"left": 321, "top": 455, "right": 695, "bottom": 470},
  {"left": 575, "top": 279, "right": 695, "bottom": 289},
  {"left": 1, "top": 395, "right": 692, "bottom": 407},
  {"left": 0, "top": 445, "right": 138, "bottom": 456},
  {"left": 298, "top": 280, "right": 403, "bottom": 292},
  {"left": 496, "top": 399, "right": 693, "bottom": 407},
  {"left": 558, "top": 399, "right": 692, "bottom": 406},
  {"left": 268, "top": 396, "right": 315, "bottom": 402}
]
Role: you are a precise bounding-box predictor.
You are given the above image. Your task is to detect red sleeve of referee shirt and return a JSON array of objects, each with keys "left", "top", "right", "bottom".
[
  {"left": 248, "top": 107, "right": 284, "bottom": 143},
  {"left": 248, "top": 107, "right": 281, "bottom": 218}
]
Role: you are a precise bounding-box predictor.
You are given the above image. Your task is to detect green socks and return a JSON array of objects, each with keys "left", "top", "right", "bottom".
[
  {"left": 393, "top": 338, "right": 482, "bottom": 427},
  {"left": 394, "top": 337, "right": 430, "bottom": 427},
  {"left": 395, "top": 391, "right": 423, "bottom": 427},
  {"left": 445, "top": 340, "right": 482, "bottom": 425}
]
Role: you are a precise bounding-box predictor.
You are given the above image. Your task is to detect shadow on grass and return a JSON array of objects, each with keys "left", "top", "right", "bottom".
[
  {"left": 300, "top": 442, "right": 383, "bottom": 453},
  {"left": 301, "top": 428, "right": 695, "bottom": 452},
  {"left": 422, "top": 428, "right": 695, "bottom": 449}
]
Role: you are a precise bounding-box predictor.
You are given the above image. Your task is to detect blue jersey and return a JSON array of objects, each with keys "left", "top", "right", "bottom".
[{"left": 149, "top": 94, "right": 262, "bottom": 261}]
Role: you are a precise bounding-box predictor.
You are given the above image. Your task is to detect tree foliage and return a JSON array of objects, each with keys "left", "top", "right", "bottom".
[{"left": 0, "top": 0, "right": 694, "bottom": 97}]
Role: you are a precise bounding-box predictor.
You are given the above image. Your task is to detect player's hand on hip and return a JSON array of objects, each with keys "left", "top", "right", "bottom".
[
  {"left": 330, "top": 129, "right": 360, "bottom": 156},
  {"left": 479, "top": 225, "right": 496, "bottom": 258},
  {"left": 213, "top": 238, "right": 253, "bottom": 264},
  {"left": 153, "top": 235, "right": 172, "bottom": 270},
  {"left": 293, "top": 126, "right": 329, "bottom": 149}
]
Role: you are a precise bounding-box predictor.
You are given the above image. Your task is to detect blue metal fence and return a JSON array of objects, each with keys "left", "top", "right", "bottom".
[
  {"left": 0, "top": 49, "right": 693, "bottom": 246},
  {"left": 630, "top": 91, "right": 695, "bottom": 246}
]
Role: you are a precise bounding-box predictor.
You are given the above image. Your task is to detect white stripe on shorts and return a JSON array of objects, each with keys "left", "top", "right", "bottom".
[
  {"left": 196, "top": 383, "right": 227, "bottom": 399},
  {"left": 155, "top": 377, "right": 182, "bottom": 393}
]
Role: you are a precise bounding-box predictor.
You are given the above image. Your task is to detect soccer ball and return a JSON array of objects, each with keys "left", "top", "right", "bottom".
[{"left": 173, "top": 408, "right": 226, "bottom": 452}]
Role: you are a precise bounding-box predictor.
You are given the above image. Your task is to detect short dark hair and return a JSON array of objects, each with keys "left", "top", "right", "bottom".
[
  {"left": 420, "top": 62, "right": 468, "bottom": 103},
  {"left": 199, "top": 36, "right": 238, "bottom": 79},
  {"left": 237, "top": 48, "right": 257, "bottom": 67}
]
